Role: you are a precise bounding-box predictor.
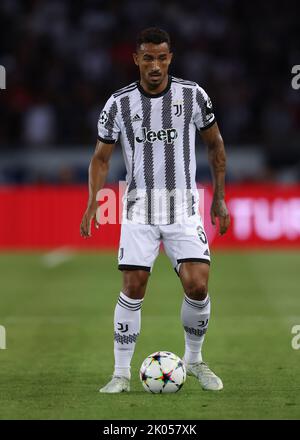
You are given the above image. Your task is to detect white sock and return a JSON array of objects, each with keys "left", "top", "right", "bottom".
[
  {"left": 113, "top": 292, "right": 143, "bottom": 380},
  {"left": 181, "top": 293, "right": 211, "bottom": 364}
]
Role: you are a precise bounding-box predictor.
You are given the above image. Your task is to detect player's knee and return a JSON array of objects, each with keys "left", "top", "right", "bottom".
[
  {"left": 124, "top": 282, "right": 147, "bottom": 298},
  {"left": 185, "top": 280, "right": 208, "bottom": 301},
  {"left": 122, "top": 270, "right": 149, "bottom": 299}
]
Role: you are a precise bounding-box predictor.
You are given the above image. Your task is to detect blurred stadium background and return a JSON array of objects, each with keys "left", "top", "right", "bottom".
[{"left": 0, "top": 0, "right": 299, "bottom": 420}]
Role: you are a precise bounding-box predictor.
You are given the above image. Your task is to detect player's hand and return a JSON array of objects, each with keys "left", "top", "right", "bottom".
[
  {"left": 80, "top": 203, "right": 100, "bottom": 238},
  {"left": 210, "top": 198, "right": 230, "bottom": 235}
]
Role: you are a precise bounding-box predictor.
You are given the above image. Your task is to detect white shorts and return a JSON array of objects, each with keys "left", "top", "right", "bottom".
[{"left": 118, "top": 214, "right": 210, "bottom": 275}]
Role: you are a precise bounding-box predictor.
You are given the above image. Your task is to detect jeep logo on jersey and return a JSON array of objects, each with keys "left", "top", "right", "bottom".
[{"left": 136, "top": 127, "right": 178, "bottom": 144}]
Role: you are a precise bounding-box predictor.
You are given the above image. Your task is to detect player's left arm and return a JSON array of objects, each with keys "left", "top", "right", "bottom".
[{"left": 201, "top": 122, "right": 230, "bottom": 235}]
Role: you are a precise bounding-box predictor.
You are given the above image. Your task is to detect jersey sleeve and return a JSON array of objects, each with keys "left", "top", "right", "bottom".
[
  {"left": 194, "top": 85, "right": 216, "bottom": 131},
  {"left": 97, "top": 95, "right": 120, "bottom": 144}
]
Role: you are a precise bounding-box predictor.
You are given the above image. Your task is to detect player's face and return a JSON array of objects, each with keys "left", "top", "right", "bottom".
[{"left": 133, "top": 43, "right": 173, "bottom": 88}]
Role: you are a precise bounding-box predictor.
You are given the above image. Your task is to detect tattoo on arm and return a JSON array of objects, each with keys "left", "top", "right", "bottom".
[
  {"left": 208, "top": 142, "right": 226, "bottom": 173},
  {"left": 207, "top": 139, "right": 226, "bottom": 199},
  {"left": 201, "top": 124, "right": 230, "bottom": 233}
]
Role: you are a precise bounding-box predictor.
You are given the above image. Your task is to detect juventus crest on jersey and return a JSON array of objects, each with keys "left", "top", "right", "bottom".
[{"left": 97, "top": 76, "right": 216, "bottom": 225}]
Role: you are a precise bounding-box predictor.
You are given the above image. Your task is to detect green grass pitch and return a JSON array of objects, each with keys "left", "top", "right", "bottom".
[{"left": 0, "top": 250, "right": 299, "bottom": 420}]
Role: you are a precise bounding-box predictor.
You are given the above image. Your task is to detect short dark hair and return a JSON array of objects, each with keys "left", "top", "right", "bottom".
[{"left": 136, "top": 27, "right": 171, "bottom": 51}]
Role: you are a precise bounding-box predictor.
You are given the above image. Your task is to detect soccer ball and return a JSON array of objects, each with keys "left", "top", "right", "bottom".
[{"left": 139, "top": 351, "right": 186, "bottom": 393}]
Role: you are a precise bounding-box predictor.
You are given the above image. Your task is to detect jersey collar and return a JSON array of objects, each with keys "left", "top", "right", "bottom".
[{"left": 137, "top": 75, "right": 172, "bottom": 98}]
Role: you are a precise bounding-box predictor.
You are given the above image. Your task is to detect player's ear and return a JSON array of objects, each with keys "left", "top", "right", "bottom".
[
  {"left": 168, "top": 52, "right": 173, "bottom": 64},
  {"left": 133, "top": 53, "right": 139, "bottom": 66}
]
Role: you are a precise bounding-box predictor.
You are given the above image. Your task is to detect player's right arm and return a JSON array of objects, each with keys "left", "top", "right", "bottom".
[
  {"left": 81, "top": 94, "right": 120, "bottom": 238},
  {"left": 80, "top": 140, "right": 115, "bottom": 238}
]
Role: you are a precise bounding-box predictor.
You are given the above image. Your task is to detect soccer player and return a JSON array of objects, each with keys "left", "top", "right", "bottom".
[{"left": 80, "top": 28, "right": 230, "bottom": 393}]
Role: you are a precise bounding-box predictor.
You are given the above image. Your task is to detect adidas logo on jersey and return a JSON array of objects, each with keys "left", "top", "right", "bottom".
[
  {"left": 136, "top": 127, "right": 178, "bottom": 144},
  {"left": 132, "top": 114, "right": 142, "bottom": 122}
]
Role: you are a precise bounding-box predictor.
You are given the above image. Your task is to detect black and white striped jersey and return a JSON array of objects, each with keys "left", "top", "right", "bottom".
[{"left": 97, "top": 75, "right": 216, "bottom": 225}]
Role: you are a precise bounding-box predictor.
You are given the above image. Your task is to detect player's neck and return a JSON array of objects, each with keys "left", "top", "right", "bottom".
[{"left": 139, "top": 75, "right": 170, "bottom": 97}]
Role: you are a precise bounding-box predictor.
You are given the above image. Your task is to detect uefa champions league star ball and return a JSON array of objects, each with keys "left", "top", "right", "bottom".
[{"left": 140, "top": 351, "right": 186, "bottom": 393}]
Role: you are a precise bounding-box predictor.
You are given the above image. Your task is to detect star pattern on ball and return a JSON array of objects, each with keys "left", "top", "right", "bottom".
[
  {"left": 176, "top": 360, "right": 184, "bottom": 369},
  {"left": 141, "top": 371, "right": 149, "bottom": 383},
  {"left": 150, "top": 352, "right": 168, "bottom": 364},
  {"left": 141, "top": 370, "right": 155, "bottom": 393},
  {"left": 156, "top": 369, "right": 176, "bottom": 389}
]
